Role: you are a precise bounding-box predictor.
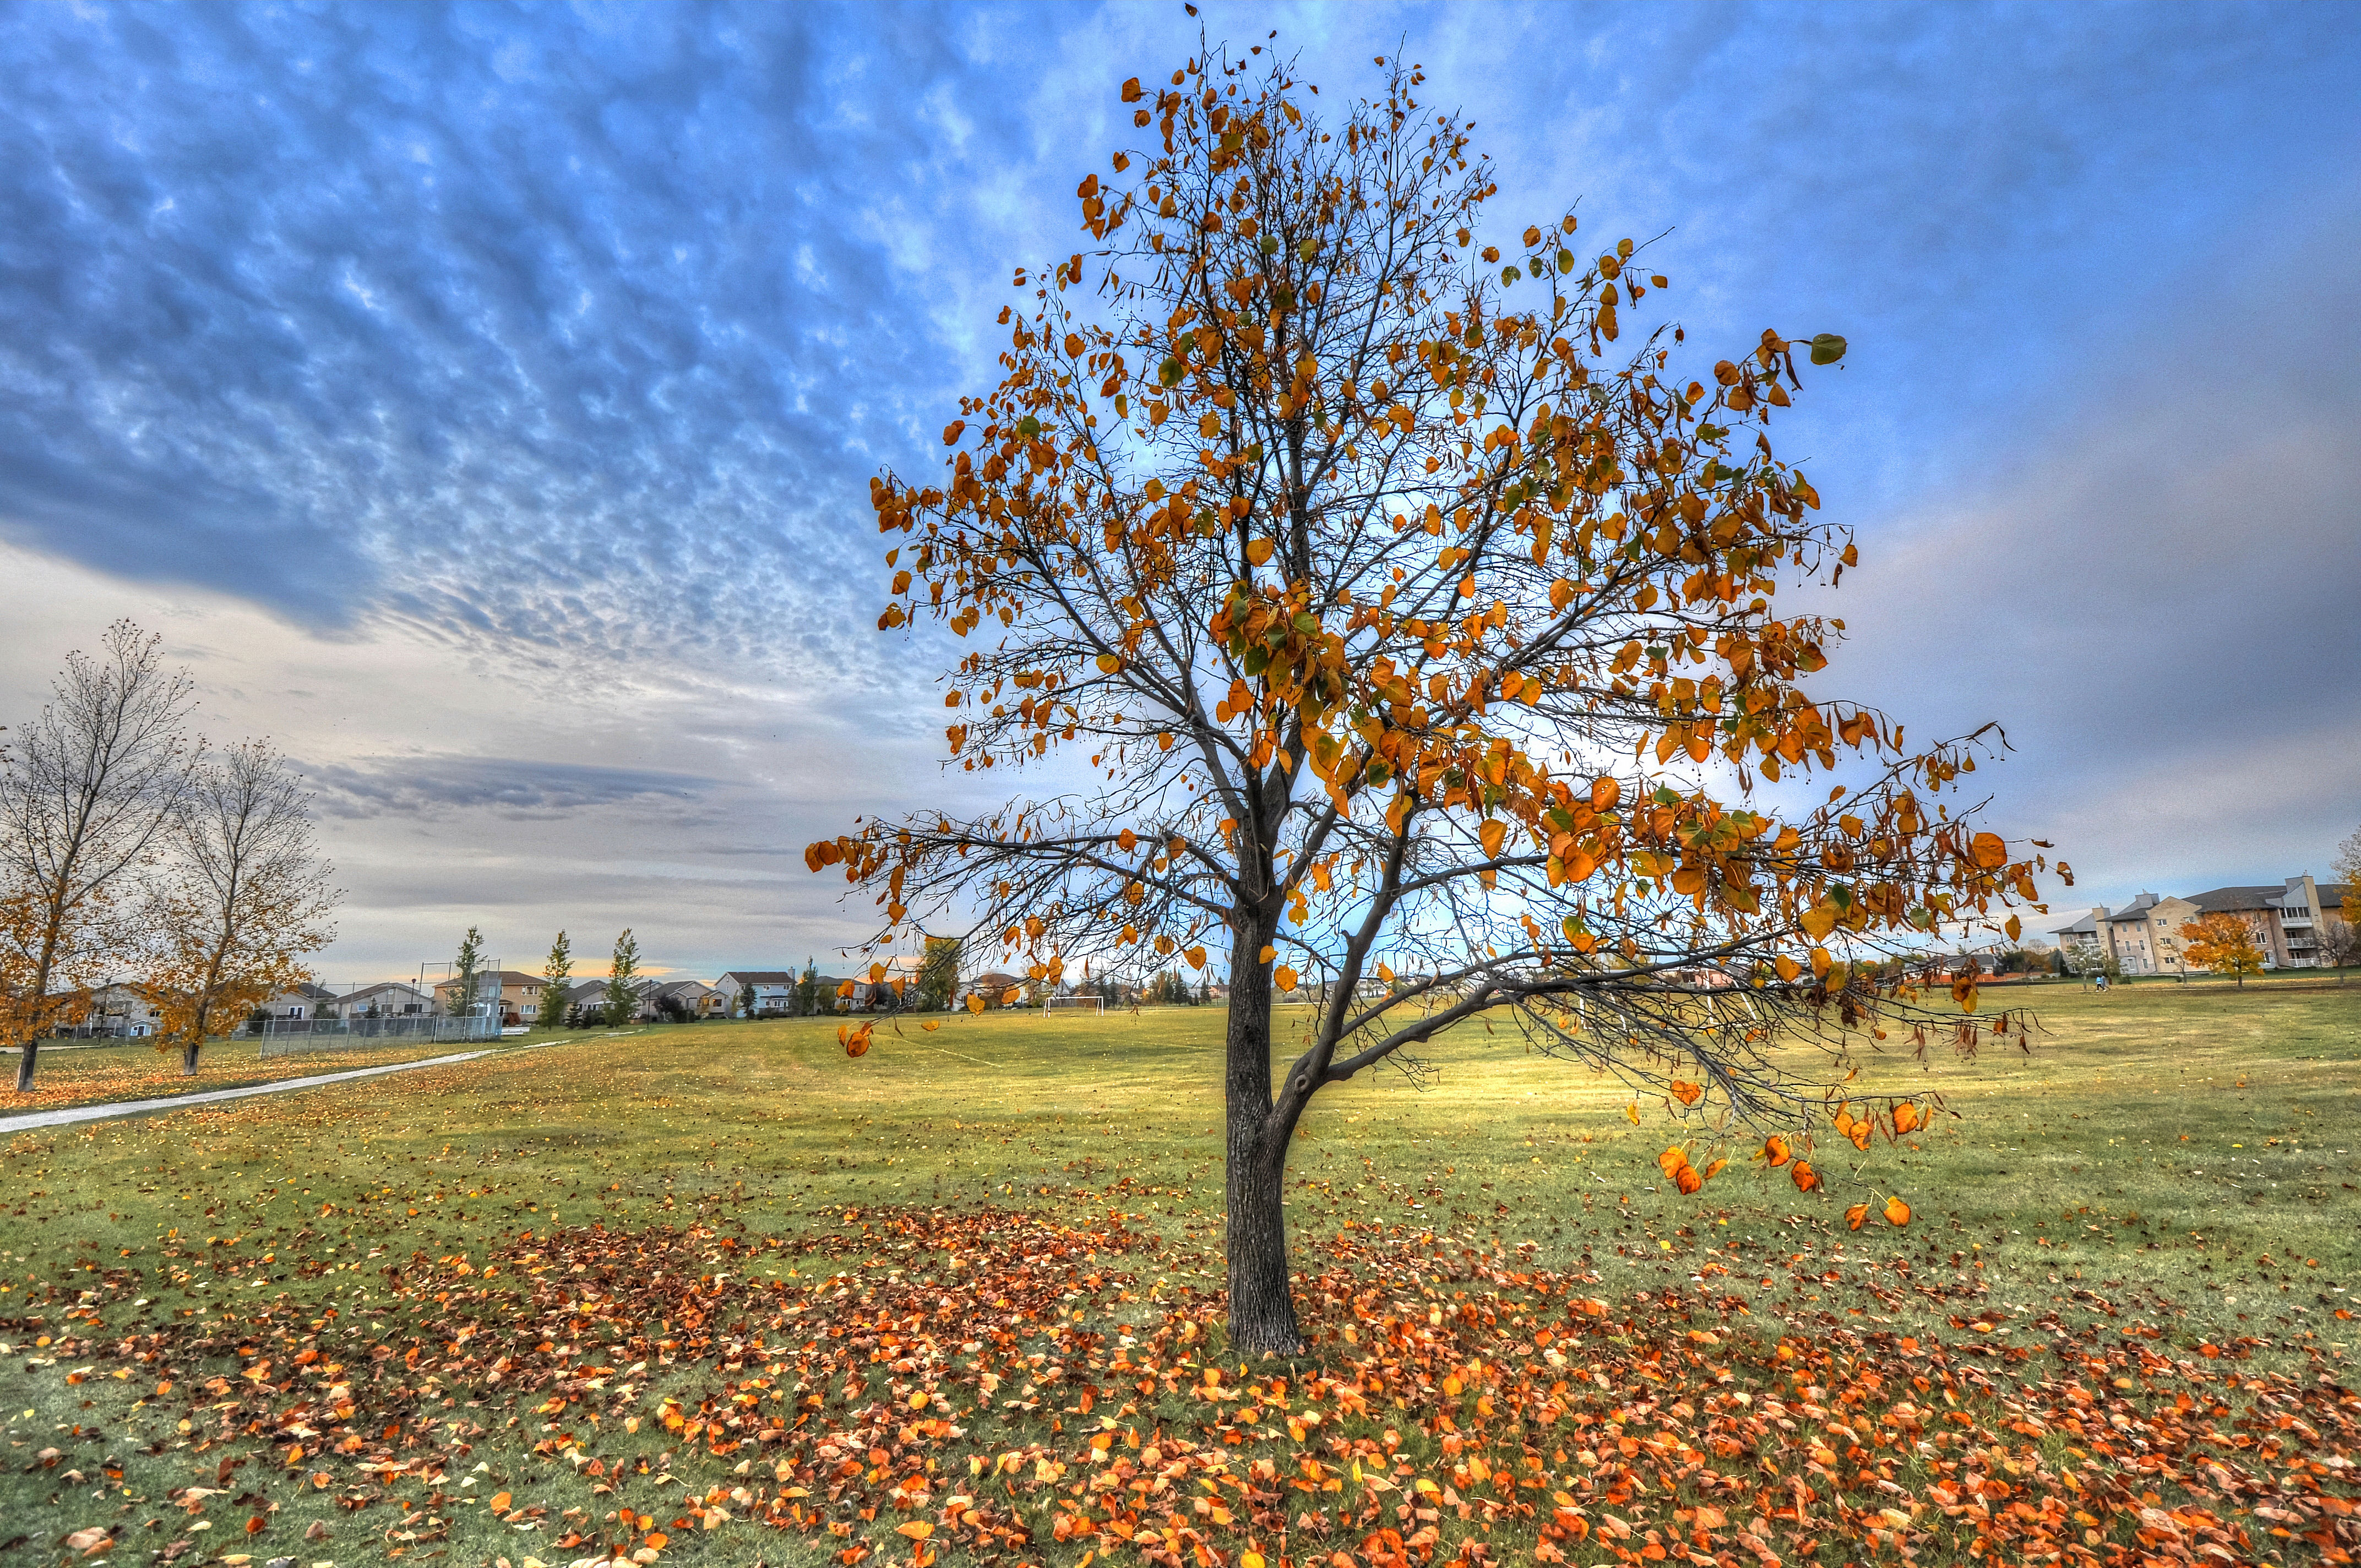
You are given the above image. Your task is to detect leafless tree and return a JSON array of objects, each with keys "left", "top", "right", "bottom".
[
  {"left": 138, "top": 739, "right": 341, "bottom": 1074},
  {"left": 1, "top": 620, "right": 197, "bottom": 1088}
]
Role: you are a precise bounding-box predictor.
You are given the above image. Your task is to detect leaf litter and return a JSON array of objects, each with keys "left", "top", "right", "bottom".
[{"left": 8, "top": 1202, "right": 2355, "bottom": 1568}]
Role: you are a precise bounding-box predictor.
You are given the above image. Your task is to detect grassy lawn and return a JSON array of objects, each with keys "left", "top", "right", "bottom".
[
  {"left": 0, "top": 1029, "right": 601, "bottom": 1114},
  {"left": 0, "top": 986, "right": 2354, "bottom": 1567}
]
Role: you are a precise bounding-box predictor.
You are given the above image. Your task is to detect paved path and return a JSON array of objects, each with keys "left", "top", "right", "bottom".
[{"left": 0, "top": 1047, "right": 508, "bottom": 1136}]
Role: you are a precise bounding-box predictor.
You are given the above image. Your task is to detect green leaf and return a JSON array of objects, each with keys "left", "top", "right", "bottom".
[
  {"left": 1158, "top": 357, "right": 1183, "bottom": 387},
  {"left": 1500, "top": 266, "right": 1520, "bottom": 287},
  {"left": 1017, "top": 415, "right": 1043, "bottom": 438},
  {"left": 1555, "top": 248, "right": 1575, "bottom": 274},
  {"left": 1808, "top": 333, "right": 1848, "bottom": 366}
]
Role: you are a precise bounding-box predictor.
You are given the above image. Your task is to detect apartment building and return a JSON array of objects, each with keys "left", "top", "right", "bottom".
[{"left": 2054, "top": 874, "right": 2352, "bottom": 973}]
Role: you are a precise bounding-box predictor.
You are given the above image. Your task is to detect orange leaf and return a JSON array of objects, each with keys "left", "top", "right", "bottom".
[
  {"left": 1671, "top": 1080, "right": 1702, "bottom": 1107},
  {"left": 1273, "top": 965, "right": 1298, "bottom": 991},
  {"left": 246, "top": 1516, "right": 267, "bottom": 1534},
  {"left": 922, "top": 1020, "right": 941, "bottom": 1032},
  {"left": 1892, "top": 1102, "right": 1921, "bottom": 1135},
  {"left": 966, "top": 993, "right": 985, "bottom": 1014},
  {"left": 1245, "top": 537, "right": 1275, "bottom": 565},
  {"left": 1970, "top": 831, "right": 2008, "bottom": 869},
  {"left": 489, "top": 1491, "right": 512, "bottom": 1512},
  {"left": 1478, "top": 819, "right": 1507, "bottom": 859},
  {"left": 1884, "top": 1194, "right": 1912, "bottom": 1227},
  {"left": 1656, "top": 1146, "right": 1689, "bottom": 1178},
  {"left": 645, "top": 1532, "right": 669, "bottom": 1549},
  {"left": 1845, "top": 1202, "right": 1869, "bottom": 1231},
  {"left": 1763, "top": 1135, "right": 1790, "bottom": 1167},
  {"left": 898, "top": 1521, "right": 937, "bottom": 1541},
  {"left": 1701, "top": 1157, "right": 1727, "bottom": 1180},
  {"left": 1792, "top": 1160, "right": 1820, "bottom": 1193},
  {"left": 1674, "top": 1165, "right": 1702, "bottom": 1195}
]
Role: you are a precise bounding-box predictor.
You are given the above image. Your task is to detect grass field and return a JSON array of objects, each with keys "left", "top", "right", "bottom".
[{"left": 1, "top": 983, "right": 2354, "bottom": 1568}]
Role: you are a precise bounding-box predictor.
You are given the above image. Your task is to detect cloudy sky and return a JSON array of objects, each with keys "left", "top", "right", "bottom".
[{"left": 2, "top": 2, "right": 2355, "bottom": 983}]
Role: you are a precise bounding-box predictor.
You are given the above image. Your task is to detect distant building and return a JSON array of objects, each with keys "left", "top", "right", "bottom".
[
  {"left": 430, "top": 970, "right": 551, "bottom": 1025},
  {"left": 333, "top": 981, "right": 436, "bottom": 1018},
  {"left": 715, "top": 970, "right": 802, "bottom": 1016},
  {"left": 2051, "top": 874, "right": 2353, "bottom": 974}
]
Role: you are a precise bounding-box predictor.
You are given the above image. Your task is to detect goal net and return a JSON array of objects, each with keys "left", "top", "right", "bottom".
[{"left": 1043, "top": 995, "right": 1104, "bottom": 1015}]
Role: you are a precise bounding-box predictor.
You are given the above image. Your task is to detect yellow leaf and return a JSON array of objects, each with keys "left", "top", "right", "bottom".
[
  {"left": 1243, "top": 1554, "right": 1267, "bottom": 1568},
  {"left": 1245, "top": 537, "right": 1275, "bottom": 566},
  {"left": 897, "top": 1521, "right": 936, "bottom": 1540},
  {"left": 909, "top": 1390, "right": 929, "bottom": 1409},
  {"left": 1198, "top": 411, "right": 1222, "bottom": 438},
  {"left": 1096, "top": 653, "right": 1124, "bottom": 673},
  {"left": 1478, "top": 819, "right": 1506, "bottom": 858},
  {"left": 1624, "top": 1102, "right": 1640, "bottom": 1125},
  {"left": 1274, "top": 965, "right": 1298, "bottom": 991},
  {"left": 922, "top": 1020, "right": 941, "bottom": 1032},
  {"left": 1260, "top": 945, "right": 1277, "bottom": 962},
  {"left": 1185, "top": 945, "right": 1207, "bottom": 968},
  {"left": 966, "top": 994, "right": 985, "bottom": 1014}
]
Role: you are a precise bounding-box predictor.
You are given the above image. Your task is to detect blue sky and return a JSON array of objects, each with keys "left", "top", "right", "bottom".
[{"left": 1, "top": 2, "right": 2355, "bottom": 980}]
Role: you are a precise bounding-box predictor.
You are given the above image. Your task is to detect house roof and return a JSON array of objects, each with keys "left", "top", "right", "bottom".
[
  {"left": 967, "top": 973, "right": 1024, "bottom": 989},
  {"left": 2104, "top": 894, "right": 2168, "bottom": 923},
  {"left": 2050, "top": 912, "right": 2099, "bottom": 936},
  {"left": 433, "top": 969, "right": 548, "bottom": 989},
  {"left": 718, "top": 971, "right": 800, "bottom": 986},
  {"left": 2182, "top": 886, "right": 2284, "bottom": 914},
  {"left": 345, "top": 980, "right": 430, "bottom": 999}
]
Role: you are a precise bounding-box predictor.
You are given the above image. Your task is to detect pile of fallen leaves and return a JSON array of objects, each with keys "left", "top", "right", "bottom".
[{"left": 10, "top": 1206, "right": 2358, "bottom": 1568}]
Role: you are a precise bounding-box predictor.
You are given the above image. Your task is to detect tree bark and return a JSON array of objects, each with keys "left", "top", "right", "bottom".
[{"left": 1224, "top": 912, "right": 1304, "bottom": 1355}]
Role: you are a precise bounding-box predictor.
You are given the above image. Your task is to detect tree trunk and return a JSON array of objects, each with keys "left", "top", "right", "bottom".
[
  {"left": 182, "top": 1003, "right": 206, "bottom": 1076},
  {"left": 1224, "top": 914, "right": 1304, "bottom": 1355},
  {"left": 14, "top": 1037, "right": 38, "bottom": 1093}
]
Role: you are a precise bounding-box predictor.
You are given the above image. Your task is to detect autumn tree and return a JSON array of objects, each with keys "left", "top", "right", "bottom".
[
  {"left": 1, "top": 620, "right": 197, "bottom": 1090},
  {"left": 808, "top": 46, "right": 2056, "bottom": 1352},
  {"left": 604, "top": 929, "right": 639, "bottom": 1026},
  {"left": 2179, "top": 912, "right": 2266, "bottom": 987},
  {"left": 541, "top": 930, "right": 573, "bottom": 1031},
  {"left": 137, "top": 740, "right": 341, "bottom": 1075}
]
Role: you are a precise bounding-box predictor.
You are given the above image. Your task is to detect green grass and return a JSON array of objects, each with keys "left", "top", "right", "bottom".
[{"left": 1, "top": 986, "right": 2354, "bottom": 1566}]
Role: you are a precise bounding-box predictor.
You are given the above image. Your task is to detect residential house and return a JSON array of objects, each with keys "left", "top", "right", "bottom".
[
  {"left": 333, "top": 981, "right": 437, "bottom": 1019},
  {"left": 259, "top": 981, "right": 342, "bottom": 1021},
  {"left": 716, "top": 970, "right": 802, "bottom": 1016},
  {"left": 86, "top": 983, "right": 162, "bottom": 1038},
  {"left": 960, "top": 972, "right": 1027, "bottom": 1008},
  {"left": 430, "top": 970, "right": 552, "bottom": 1025},
  {"left": 643, "top": 978, "right": 727, "bottom": 1020}
]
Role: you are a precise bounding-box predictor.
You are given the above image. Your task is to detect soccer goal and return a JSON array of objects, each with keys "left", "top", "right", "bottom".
[{"left": 1043, "top": 994, "right": 1104, "bottom": 1016}]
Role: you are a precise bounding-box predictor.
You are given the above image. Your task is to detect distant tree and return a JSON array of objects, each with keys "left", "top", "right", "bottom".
[
  {"left": 2179, "top": 913, "right": 2266, "bottom": 988},
  {"left": 605, "top": 929, "right": 639, "bottom": 1026},
  {"left": 136, "top": 740, "right": 340, "bottom": 1075},
  {"left": 805, "top": 47, "right": 2049, "bottom": 1351},
  {"left": 2334, "top": 829, "right": 2361, "bottom": 970},
  {"left": 540, "top": 930, "right": 573, "bottom": 1032},
  {"left": 796, "top": 957, "right": 820, "bottom": 1016},
  {"left": 448, "top": 926, "right": 486, "bottom": 1017},
  {"left": 655, "top": 990, "right": 690, "bottom": 1023},
  {"left": 2063, "top": 937, "right": 2117, "bottom": 982},
  {"left": 917, "top": 934, "right": 962, "bottom": 1011},
  {"left": 1, "top": 619, "right": 197, "bottom": 1089},
  {"left": 736, "top": 981, "right": 757, "bottom": 1019}
]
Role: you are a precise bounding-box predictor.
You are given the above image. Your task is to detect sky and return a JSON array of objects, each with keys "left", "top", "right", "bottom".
[{"left": 1, "top": 1, "right": 2355, "bottom": 983}]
